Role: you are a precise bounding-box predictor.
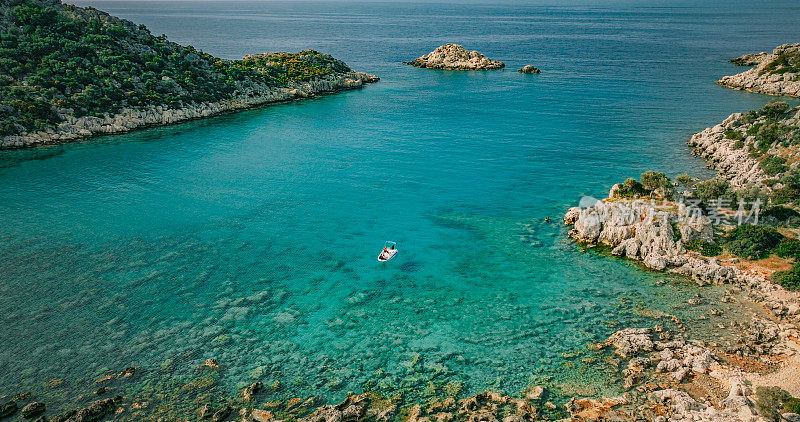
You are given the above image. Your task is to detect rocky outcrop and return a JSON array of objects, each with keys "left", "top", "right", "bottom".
[
  {"left": 730, "top": 52, "right": 771, "bottom": 66},
  {"left": 0, "top": 71, "right": 379, "bottom": 149},
  {"left": 565, "top": 192, "right": 716, "bottom": 272},
  {"left": 717, "top": 43, "right": 800, "bottom": 98},
  {"left": 687, "top": 113, "right": 767, "bottom": 187},
  {"left": 518, "top": 65, "right": 540, "bottom": 74},
  {"left": 404, "top": 44, "right": 504, "bottom": 70},
  {"left": 688, "top": 105, "right": 800, "bottom": 187},
  {"left": 563, "top": 194, "right": 787, "bottom": 291},
  {"left": 601, "top": 327, "right": 774, "bottom": 421}
]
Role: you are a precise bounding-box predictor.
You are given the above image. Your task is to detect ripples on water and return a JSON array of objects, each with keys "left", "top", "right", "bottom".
[{"left": 1, "top": 0, "right": 799, "bottom": 414}]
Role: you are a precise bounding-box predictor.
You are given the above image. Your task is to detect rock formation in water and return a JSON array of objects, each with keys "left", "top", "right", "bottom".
[
  {"left": 717, "top": 43, "right": 800, "bottom": 97},
  {"left": 518, "top": 65, "right": 541, "bottom": 74},
  {"left": 0, "top": 0, "right": 379, "bottom": 149},
  {"left": 404, "top": 44, "right": 504, "bottom": 70}
]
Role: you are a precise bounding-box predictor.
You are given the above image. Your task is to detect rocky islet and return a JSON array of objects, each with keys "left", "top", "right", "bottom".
[{"left": 404, "top": 44, "right": 505, "bottom": 70}]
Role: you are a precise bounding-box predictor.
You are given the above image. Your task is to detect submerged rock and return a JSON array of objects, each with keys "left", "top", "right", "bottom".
[
  {"left": 51, "top": 398, "right": 117, "bottom": 422},
  {"left": 404, "top": 44, "right": 504, "bottom": 70},
  {"left": 518, "top": 65, "right": 541, "bottom": 74},
  {"left": 241, "top": 382, "right": 264, "bottom": 402},
  {"left": 0, "top": 401, "right": 17, "bottom": 418},
  {"left": 301, "top": 395, "right": 369, "bottom": 422},
  {"left": 21, "top": 402, "right": 45, "bottom": 418},
  {"left": 212, "top": 406, "right": 232, "bottom": 422}
]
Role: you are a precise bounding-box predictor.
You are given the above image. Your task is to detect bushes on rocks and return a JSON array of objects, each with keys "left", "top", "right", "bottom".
[
  {"left": 641, "top": 171, "right": 673, "bottom": 198},
  {"left": 775, "top": 262, "right": 800, "bottom": 291},
  {"left": 675, "top": 174, "right": 694, "bottom": 187},
  {"left": 724, "top": 129, "right": 744, "bottom": 140},
  {"left": 685, "top": 240, "right": 722, "bottom": 256},
  {"left": 762, "top": 206, "right": 800, "bottom": 224},
  {"left": 775, "top": 237, "right": 800, "bottom": 258},
  {"left": 754, "top": 385, "right": 800, "bottom": 421},
  {"left": 693, "top": 177, "right": 732, "bottom": 202},
  {"left": 723, "top": 225, "right": 783, "bottom": 260},
  {"left": 613, "top": 172, "right": 675, "bottom": 199},
  {"left": 759, "top": 155, "right": 789, "bottom": 176},
  {"left": 765, "top": 49, "right": 800, "bottom": 74},
  {"left": 0, "top": 0, "right": 355, "bottom": 137},
  {"left": 614, "top": 178, "right": 648, "bottom": 198}
]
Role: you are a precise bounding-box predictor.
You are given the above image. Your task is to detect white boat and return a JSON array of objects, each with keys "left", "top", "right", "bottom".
[{"left": 378, "top": 241, "right": 398, "bottom": 262}]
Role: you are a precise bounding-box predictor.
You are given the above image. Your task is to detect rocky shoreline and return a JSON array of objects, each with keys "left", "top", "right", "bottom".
[
  {"left": 688, "top": 104, "right": 800, "bottom": 189},
  {"left": 0, "top": 71, "right": 378, "bottom": 149},
  {"left": 560, "top": 98, "right": 800, "bottom": 418},
  {"left": 717, "top": 43, "right": 800, "bottom": 98},
  {"left": 563, "top": 193, "right": 800, "bottom": 420}
]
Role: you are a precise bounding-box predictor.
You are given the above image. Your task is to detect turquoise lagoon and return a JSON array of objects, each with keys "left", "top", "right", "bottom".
[{"left": 1, "top": 0, "right": 800, "bottom": 414}]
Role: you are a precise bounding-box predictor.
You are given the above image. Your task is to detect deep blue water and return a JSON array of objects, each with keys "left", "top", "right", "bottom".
[{"left": 1, "top": 0, "right": 799, "bottom": 412}]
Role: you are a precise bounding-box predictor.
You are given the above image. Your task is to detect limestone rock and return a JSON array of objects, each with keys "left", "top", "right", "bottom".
[
  {"left": 606, "top": 327, "right": 654, "bottom": 358},
  {"left": 404, "top": 44, "right": 504, "bottom": 70},
  {"left": 517, "top": 65, "right": 540, "bottom": 74},
  {"left": 718, "top": 43, "right": 800, "bottom": 98}
]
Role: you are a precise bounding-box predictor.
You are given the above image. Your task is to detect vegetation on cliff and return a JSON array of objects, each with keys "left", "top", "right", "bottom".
[
  {"left": 0, "top": 0, "right": 355, "bottom": 138},
  {"left": 762, "top": 47, "right": 800, "bottom": 75}
]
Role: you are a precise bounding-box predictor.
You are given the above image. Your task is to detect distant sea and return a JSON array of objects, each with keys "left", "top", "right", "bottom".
[{"left": 1, "top": 0, "right": 799, "bottom": 414}]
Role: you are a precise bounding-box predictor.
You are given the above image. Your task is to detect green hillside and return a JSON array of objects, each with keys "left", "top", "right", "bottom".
[{"left": 0, "top": 0, "right": 354, "bottom": 137}]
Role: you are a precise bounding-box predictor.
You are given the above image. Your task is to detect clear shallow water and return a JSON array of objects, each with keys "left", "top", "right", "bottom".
[{"left": 2, "top": 0, "right": 800, "bottom": 413}]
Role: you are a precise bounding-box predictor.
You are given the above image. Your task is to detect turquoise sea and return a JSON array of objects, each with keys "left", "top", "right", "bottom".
[{"left": 2, "top": 0, "right": 800, "bottom": 415}]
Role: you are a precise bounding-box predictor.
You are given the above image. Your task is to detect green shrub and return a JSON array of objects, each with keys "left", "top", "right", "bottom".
[
  {"left": 747, "top": 122, "right": 794, "bottom": 153},
  {"left": 733, "top": 184, "right": 770, "bottom": 208},
  {"left": 694, "top": 177, "right": 732, "bottom": 202},
  {"left": 786, "top": 398, "right": 800, "bottom": 414},
  {"left": 733, "top": 140, "right": 745, "bottom": 149},
  {"left": 760, "top": 100, "right": 790, "bottom": 119},
  {"left": 764, "top": 49, "right": 800, "bottom": 75},
  {"left": 755, "top": 386, "right": 794, "bottom": 421},
  {"left": 762, "top": 206, "right": 800, "bottom": 221},
  {"left": 615, "top": 178, "right": 648, "bottom": 198},
  {"left": 774, "top": 262, "right": 800, "bottom": 291},
  {"left": 724, "top": 129, "right": 744, "bottom": 140},
  {"left": 775, "top": 237, "right": 800, "bottom": 258},
  {"left": 759, "top": 156, "right": 789, "bottom": 176},
  {"left": 723, "top": 225, "right": 783, "bottom": 259},
  {"left": 675, "top": 174, "right": 693, "bottom": 187},
  {"left": 773, "top": 169, "right": 800, "bottom": 205},
  {"left": 685, "top": 240, "right": 722, "bottom": 256},
  {"left": 640, "top": 171, "right": 673, "bottom": 198}
]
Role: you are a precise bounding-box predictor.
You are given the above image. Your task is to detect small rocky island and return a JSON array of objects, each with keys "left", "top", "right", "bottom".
[
  {"left": 518, "top": 65, "right": 541, "bottom": 74},
  {"left": 0, "top": 0, "right": 378, "bottom": 149},
  {"left": 404, "top": 44, "right": 504, "bottom": 70},
  {"left": 718, "top": 43, "right": 800, "bottom": 98}
]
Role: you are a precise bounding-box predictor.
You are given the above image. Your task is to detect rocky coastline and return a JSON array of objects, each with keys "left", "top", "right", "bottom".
[
  {"left": 688, "top": 104, "right": 800, "bottom": 189},
  {"left": 404, "top": 44, "right": 505, "bottom": 71},
  {"left": 560, "top": 79, "right": 800, "bottom": 418},
  {"left": 563, "top": 192, "right": 800, "bottom": 420},
  {"left": 0, "top": 71, "right": 378, "bottom": 149},
  {"left": 717, "top": 43, "right": 800, "bottom": 98}
]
